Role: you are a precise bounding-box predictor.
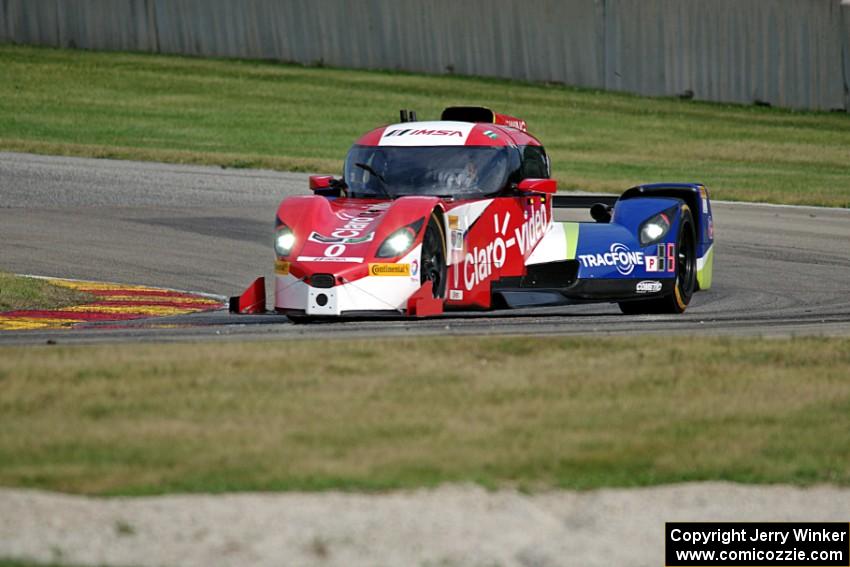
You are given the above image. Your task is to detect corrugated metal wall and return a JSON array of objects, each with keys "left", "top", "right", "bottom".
[
  {"left": 603, "top": 0, "right": 846, "bottom": 110},
  {"left": 0, "top": 0, "right": 157, "bottom": 50},
  {"left": 1, "top": 0, "right": 848, "bottom": 111},
  {"left": 842, "top": 1, "right": 850, "bottom": 111},
  {"left": 142, "top": 0, "right": 604, "bottom": 86}
]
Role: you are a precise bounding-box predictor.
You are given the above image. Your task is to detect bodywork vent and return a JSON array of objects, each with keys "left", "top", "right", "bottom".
[{"left": 310, "top": 274, "right": 335, "bottom": 288}]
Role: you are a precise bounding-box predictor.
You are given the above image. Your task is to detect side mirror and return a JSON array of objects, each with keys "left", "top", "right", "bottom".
[
  {"left": 590, "top": 203, "right": 612, "bottom": 223},
  {"left": 309, "top": 175, "right": 344, "bottom": 197},
  {"left": 517, "top": 178, "right": 556, "bottom": 195},
  {"left": 309, "top": 175, "right": 335, "bottom": 191}
]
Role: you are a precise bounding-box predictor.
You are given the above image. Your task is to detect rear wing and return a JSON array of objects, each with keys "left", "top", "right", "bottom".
[
  {"left": 552, "top": 194, "right": 618, "bottom": 209},
  {"left": 553, "top": 183, "right": 710, "bottom": 213}
]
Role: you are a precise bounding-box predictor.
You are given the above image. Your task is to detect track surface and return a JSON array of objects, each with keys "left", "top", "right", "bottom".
[{"left": 1, "top": 151, "right": 848, "bottom": 344}]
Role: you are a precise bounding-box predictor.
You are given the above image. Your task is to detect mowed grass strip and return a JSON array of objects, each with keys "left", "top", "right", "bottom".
[
  {"left": 1, "top": 45, "right": 848, "bottom": 207},
  {"left": 0, "top": 336, "right": 848, "bottom": 495},
  {"left": 0, "top": 273, "right": 93, "bottom": 312}
]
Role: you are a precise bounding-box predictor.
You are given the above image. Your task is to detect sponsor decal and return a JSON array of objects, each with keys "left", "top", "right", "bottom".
[
  {"left": 368, "top": 263, "right": 411, "bottom": 277},
  {"left": 317, "top": 210, "right": 383, "bottom": 257},
  {"left": 645, "top": 243, "right": 676, "bottom": 273},
  {"left": 515, "top": 206, "right": 548, "bottom": 254},
  {"left": 463, "top": 203, "right": 548, "bottom": 291},
  {"left": 330, "top": 210, "right": 381, "bottom": 238},
  {"left": 578, "top": 243, "right": 645, "bottom": 276},
  {"left": 275, "top": 260, "right": 290, "bottom": 275},
  {"left": 501, "top": 118, "right": 526, "bottom": 131},
  {"left": 707, "top": 215, "right": 714, "bottom": 239},
  {"left": 449, "top": 289, "right": 463, "bottom": 300},
  {"left": 448, "top": 216, "right": 464, "bottom": 251},
  {"left": 297, "top": 256, "right": 364, "bottom": 263},
  {"left": 379, "top": 122, "right": 474, "bottom": 147},
  {"left": 636, "top": 280, "right": 663, "bottom": 294},
  {"left": 383, "top": 128, "right": 464, "bottom": 138},
  {"left": 410, "top": 260, "right": 419, "bottom": 277},
  {"left": 451, "top": 229, "right": 464, "bottom": 251},
  {"left": 483, "top": 129, "right": 499, "bottom": 140}
]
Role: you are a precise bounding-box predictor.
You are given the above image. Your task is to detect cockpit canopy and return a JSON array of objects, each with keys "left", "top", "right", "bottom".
[{"left": 343, "top": 144, "right": 548, "bottom": 199}]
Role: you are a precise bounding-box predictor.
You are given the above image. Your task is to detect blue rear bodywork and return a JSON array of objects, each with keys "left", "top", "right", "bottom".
[{"left": 554, "top": 183, "right": 714, "bottom": 301}]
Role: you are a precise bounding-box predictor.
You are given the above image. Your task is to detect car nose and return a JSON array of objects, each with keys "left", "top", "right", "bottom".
[{"left": 306, "top": 285, "right": 339, "bottom": 315}]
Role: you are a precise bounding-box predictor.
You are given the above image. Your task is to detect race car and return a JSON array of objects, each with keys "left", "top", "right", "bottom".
[{"left": 231, "top": 106, "right": 714, "bottom": 320}]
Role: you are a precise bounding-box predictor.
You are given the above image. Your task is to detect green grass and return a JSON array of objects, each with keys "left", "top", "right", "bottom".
[
  {"left": 1, "top": 44, "right": 848, "bottom": 206},
  {"left": 1, "top": 336, "right": 848, "bottom": 495},
  {"left": 0, "top": 273, "right": 92, "bottom": 312}
]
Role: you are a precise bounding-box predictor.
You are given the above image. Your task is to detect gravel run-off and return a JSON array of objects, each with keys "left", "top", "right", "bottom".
[{"left": 1, "top": 483, "right": 849, "bottom": 567}]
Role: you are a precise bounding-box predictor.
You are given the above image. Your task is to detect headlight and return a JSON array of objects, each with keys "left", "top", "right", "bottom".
[
  {"left": 639, "top": 209, "right": 674, "bottom": 246},
  {"left": 376, "top": 218, "right": 424, "bottom": 258},
  {"left": 274, "top": 225, "right": 296, "bottom": 256}
]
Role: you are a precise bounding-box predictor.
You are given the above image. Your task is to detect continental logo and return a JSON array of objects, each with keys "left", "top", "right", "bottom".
[
  {"left": 275, "top": 260, "right": 290, "bottom": 275},
  {"left": 368, "top": 263, "right": 410, "bottom": 277}
]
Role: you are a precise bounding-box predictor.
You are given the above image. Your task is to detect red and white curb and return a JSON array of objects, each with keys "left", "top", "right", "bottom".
[{"left": 0, "top": 277, "right": 224, "bottom": 331}]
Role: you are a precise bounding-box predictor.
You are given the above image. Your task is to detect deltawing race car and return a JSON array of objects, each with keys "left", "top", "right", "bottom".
[{"left": 231, "top": 106, "right": 714, "bottom": 320}]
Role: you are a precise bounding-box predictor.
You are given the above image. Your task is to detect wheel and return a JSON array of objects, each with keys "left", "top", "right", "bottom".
[
  {"left": 618, "top": 204, "right": 697, "bottom": 315},
  {"left": 420, "top": 212, "right": 447, "bottom": 299}
]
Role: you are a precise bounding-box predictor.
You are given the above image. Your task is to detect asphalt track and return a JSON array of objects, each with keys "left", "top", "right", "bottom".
[{"left": 1, "top": 151, "right": 848, "bottom": 344}]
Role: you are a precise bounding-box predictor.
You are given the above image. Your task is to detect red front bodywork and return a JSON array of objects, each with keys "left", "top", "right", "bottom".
[
  {"left": 268, "top": 116, "right": 555, "bottom": 316},
  {"left": 275, "top": 195, "right": 443, "bottom": 285},
  {"left": 274, "top": 192, "right": 552, "bottom": 311}
]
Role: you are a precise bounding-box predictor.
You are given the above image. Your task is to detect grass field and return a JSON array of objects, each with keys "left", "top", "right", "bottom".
[
  {"left": 1, "top": 45, "right": 848, "bottom": 207},
  {"left": 0, "top": 273, "right": 92, "bottom": 312},
  {"left": 1, "top": 336, "right": 848, "bottom": 495}
]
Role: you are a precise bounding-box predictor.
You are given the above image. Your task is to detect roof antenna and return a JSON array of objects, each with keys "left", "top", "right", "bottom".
[
  {"left": 409, "top": 110, "right": 418, "bottom": 122},
  {"left": 400, "top": 109, "right": 409, "bottom": 123}
]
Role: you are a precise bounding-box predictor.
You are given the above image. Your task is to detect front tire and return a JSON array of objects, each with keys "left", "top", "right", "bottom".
[
  {"left": 420, "top": 212, "right": 447, "bottom": 299},
  {"left": 619, "top": 204, "right": 697, "bottom": 315}
]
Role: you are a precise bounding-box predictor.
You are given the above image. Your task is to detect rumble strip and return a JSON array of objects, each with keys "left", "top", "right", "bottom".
[{"left": 0, "top": 278, "right": 223, "bottom": 331}]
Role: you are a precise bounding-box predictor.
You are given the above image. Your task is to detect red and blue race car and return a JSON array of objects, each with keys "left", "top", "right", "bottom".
[{"left": 232, "top": 106, "right": 714, "bottom": 320}]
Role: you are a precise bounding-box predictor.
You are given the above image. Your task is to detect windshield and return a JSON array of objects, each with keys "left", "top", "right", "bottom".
[{"left": 344, "top": 145, "right": 520, "bottom": 198}]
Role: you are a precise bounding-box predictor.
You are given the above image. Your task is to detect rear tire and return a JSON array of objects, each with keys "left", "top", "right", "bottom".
[
  {"left": 420, "top": 212, "right": 447, "bottom": 299},
  {"left": 618, "top": 204, "right": 697, "bottom": 315}
]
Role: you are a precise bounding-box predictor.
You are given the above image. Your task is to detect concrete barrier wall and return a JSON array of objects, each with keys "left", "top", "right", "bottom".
[{"left": 1, "top": 0, "right": 847, "bottom": 111}]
